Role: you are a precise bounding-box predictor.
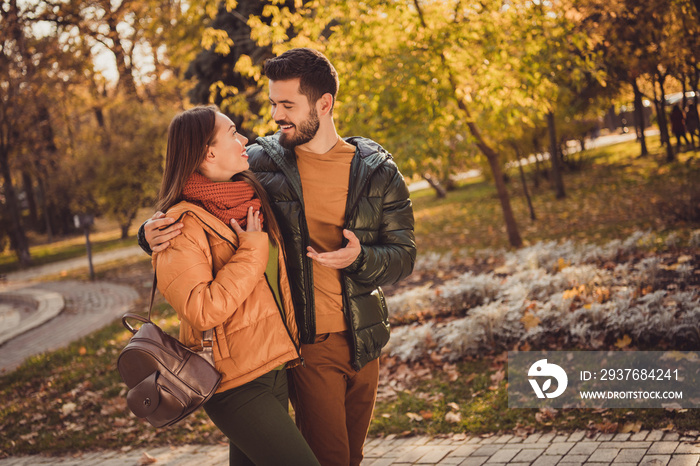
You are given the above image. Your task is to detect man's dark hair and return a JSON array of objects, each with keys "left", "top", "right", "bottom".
[{"left": 263, "top": 48, "right": 339, "bottom": 108}]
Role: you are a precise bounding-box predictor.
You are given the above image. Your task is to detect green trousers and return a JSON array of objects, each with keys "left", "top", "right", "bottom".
[{"left": 204, "top": 369, "right": 320, "bottom": 466}]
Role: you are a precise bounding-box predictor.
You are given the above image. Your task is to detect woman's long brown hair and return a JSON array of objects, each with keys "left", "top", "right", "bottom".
[{"left": 155, "top": 105, "right": 283, "bottom": 248}]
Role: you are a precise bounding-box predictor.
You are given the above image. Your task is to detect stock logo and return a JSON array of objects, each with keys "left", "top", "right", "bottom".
[{"left": 528, "top": 359, "right": 568, "bottom": 399}]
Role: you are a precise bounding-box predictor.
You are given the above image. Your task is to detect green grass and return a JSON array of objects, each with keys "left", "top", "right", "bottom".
[
  {"left": 0, "top": 207, "right": 154, "bottom": 274},
  {"left": 0, "top": 236, "right": 136, "bottom": 275},
  {"left": 412, "top": 135, "right": 699, "bottom": 253},
  {"left": 0, "top": 135, "right": 699, "bottom": 456},
  {"left": 369, "top": 356, "right": 700, "bottom": 439},
  {"left": 0, "top": 299, "right": 227, "bottom": 457}
]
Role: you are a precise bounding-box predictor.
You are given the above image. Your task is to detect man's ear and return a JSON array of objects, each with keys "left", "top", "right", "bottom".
[{"left": 318, "top": 93, "right": 334, "bottom": 116}]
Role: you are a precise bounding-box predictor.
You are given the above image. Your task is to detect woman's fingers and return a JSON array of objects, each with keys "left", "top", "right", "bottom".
[
  {"left": 231, "top": 208, "right": 262, "bottom": 234},
  {"left": 253, "top": 210, "right": 261, "bottom": 231},
  {"left": 230, "top": 218, "right": 243, "bottom": 234}
]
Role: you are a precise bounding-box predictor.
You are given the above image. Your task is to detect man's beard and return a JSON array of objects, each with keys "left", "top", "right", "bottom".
[{"left": 279, "top": 107, "right": 320, "bottom": 150}]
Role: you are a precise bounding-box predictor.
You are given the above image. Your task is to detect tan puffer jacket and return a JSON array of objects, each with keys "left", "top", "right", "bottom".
[{"left": 152, "top": 201, "right": 300, "bottom": 393}]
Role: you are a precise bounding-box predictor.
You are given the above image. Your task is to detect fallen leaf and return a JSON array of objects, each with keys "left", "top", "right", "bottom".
[
  {"left": 520, "top": 311, "right": 541, "bottom": 330},
  {"left": 447, "top": 402, "right": 460, "bottom": 411},
  {"left": 490, "top": 370, "right": 505, "bottom": 384},
  {"left": 615, "top": 335, "right": 632, "bottom": 349},
  {"left": 445, "top": 411, "right": 462, "bottom": 424},
  {"left": 61, "top": 402, "right": 77, "bottom": 416},
  {"left": 593, "top": 421, "right": 619, "bottom": 433},
  {"left": 406, "top": 412, "right": 423, "bottom": 422},
  {"left": 535, "top": 407, "right": 557, "bottom": 423},
  {"left": 620, "top": 421, "right": 642, "bottom": 434},
  {"left": 138, "top": 452, "right": 157, "bottom": 465}
]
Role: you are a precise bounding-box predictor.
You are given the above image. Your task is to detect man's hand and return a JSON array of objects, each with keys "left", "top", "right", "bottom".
[
  {"left": 145, "top": 211, "right": 183, "bottom": 253},
  {"left": 307, "top": 229, "right": 361, "bottom": 269}
]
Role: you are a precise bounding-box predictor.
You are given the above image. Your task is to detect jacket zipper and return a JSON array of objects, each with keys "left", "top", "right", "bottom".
[
  {"left": 176, "top": 210, "right": 303, "bottom": 364},
  {"left": 264, "top": 272, "right": 305, "bottom": 366},
  {"left": 256, "top": 137, "right": 316, "bottom": 342},
  {"left": 341, "top": 153, "right": 390, "bottom": 370}
]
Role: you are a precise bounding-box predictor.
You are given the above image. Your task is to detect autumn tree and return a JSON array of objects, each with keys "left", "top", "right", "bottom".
[
  {"left": 185, "top": 0, "right": 304, "bottom": 139},
  {"left": 0, "top": 0, "right": 82, "bottom": 264},
  {"left": 36, "top": 0, "right": 203, "bottom": 236},
  {"left": 570, "top": 0, "right": 699, "bottom": 161}
]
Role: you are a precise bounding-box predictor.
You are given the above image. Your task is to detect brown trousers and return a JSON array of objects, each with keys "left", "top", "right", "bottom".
[{"left": 288, "top": 332, "right": 380, "bottom": 466}]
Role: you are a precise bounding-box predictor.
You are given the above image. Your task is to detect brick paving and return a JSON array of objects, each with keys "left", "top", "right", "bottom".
[{"left": 1, "top": 430, "right": 699, "bottom": 465}]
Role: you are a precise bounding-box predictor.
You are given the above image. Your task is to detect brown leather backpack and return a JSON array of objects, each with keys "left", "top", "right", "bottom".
[{"left": 117, "top": 278, "right": 221, "bottom": 428}]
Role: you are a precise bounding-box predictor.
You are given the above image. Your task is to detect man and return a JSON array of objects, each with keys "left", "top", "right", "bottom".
[{"left": 140, "top": 48, "right": 416, "bottom": 466}]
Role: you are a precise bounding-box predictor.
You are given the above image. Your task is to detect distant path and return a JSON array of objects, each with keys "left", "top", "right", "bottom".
[
  {"left": 4, "top": 245, "right": 144, "bottom": 283},
  {"left": 407, "top": 130, "right": 659, "bottom": 193}
]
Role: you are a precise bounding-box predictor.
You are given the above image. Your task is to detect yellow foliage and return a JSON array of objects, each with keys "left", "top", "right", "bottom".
[
  {"left": 556, "top": 257, "right": 571, "bottom": 271},
  {"left": 201, "top": 28, "right": 233, "bottom": 56},
  {"left": 614, "top": 334, "right": 632, "bottom": 349},
  {"left": 562, "top": 285, "right": 586, "bottom": 301},
  {"left": 520, "top": 311, "right": 541, "bottom": 330}
]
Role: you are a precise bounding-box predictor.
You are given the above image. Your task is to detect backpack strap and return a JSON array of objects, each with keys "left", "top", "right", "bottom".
[{"left": 124, "top": 272, "right": 214, "bottom": 347}]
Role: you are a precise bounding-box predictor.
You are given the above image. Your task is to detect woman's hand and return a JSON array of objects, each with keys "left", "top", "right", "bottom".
[{"left": 230, "top": 207, "right": 262, "bottom": 234}]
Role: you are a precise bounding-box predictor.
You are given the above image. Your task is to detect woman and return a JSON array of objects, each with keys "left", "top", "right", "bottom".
[{"left": 153, "top": 105, "right": 319, "bottom": 466}]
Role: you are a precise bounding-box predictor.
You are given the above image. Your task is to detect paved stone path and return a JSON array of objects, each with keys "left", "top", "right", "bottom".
[
  {"left": 0, "top": 430, "right": 699, "bottom": 465},
  {"left": 0, "top": 280, "right": 139, "bottom": 373}
]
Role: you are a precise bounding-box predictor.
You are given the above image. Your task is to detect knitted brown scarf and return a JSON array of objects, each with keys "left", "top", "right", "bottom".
[{"left": 182, "top": 172, "right": 263, "bottom": 229}]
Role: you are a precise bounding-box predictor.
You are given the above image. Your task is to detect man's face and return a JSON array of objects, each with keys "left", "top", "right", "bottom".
[{"left": 268, "top": 78, "right": 320, "bottom": 150}]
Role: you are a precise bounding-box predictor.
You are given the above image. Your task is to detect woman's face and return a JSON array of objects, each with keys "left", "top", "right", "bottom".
[{"left": 201, "top": 113, "right": 249, "bottom": 181}]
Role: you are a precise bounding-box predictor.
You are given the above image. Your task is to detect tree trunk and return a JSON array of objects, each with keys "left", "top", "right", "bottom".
[
  {"left": 484, "top": 149, "right": 523, "bottom": 247},
  {"left": 694, "top": 66, "right": 699, "bottom": 107},
  {"left": 21, "top": 170, "right": 38, "bottom": 227},
  {"left": 422, "top": 173, "right": 447, "bottom": 198},
  {"left": 531, "top": 134, "right": 541, "bottom": 188},
  {"left": 120, "top": 223, "right": 130, "bottom": 240},
  {"left": 106, "top": 15, "right": 139, "bottom": 99},
  {"left": 413, "top": 0, "right": 521, "bottom": 246},
  {"left": 655, "top": 72, "right": 674, "bottom": 162},
  {"left": 36, "top": 175, "right": 53, "bottom": 243},
  {"left": 632, "top": 78, "right": 648, "bottom": 157},
  {"left": 513, "top": 145, "right": 536, "bottom": 221},
  {"left": 0, "top": 149, "right": 31, "bottom": 265},
  {"left": 547, "top": 111, "right": 566, "bottom": 199}
]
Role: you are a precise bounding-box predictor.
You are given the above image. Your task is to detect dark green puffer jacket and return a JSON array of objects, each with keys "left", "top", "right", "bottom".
[{"left": 249, "top": 134, "right": 416, "bottom": 370}]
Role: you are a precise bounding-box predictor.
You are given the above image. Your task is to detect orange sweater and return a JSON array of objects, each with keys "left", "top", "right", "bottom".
[{"left": 296, "top": 138, "right": 356, "bottom": 334}]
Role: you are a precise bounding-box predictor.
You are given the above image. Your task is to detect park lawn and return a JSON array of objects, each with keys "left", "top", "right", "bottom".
[
  {"left": 412, "top": 134, "right": 699, "bottom": 253},
  {"left": 1, "top": 135, "right": 699, "bottom": 456},
  {"left": 0, "top": 208, "right": 154, "bottom": 275}
]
